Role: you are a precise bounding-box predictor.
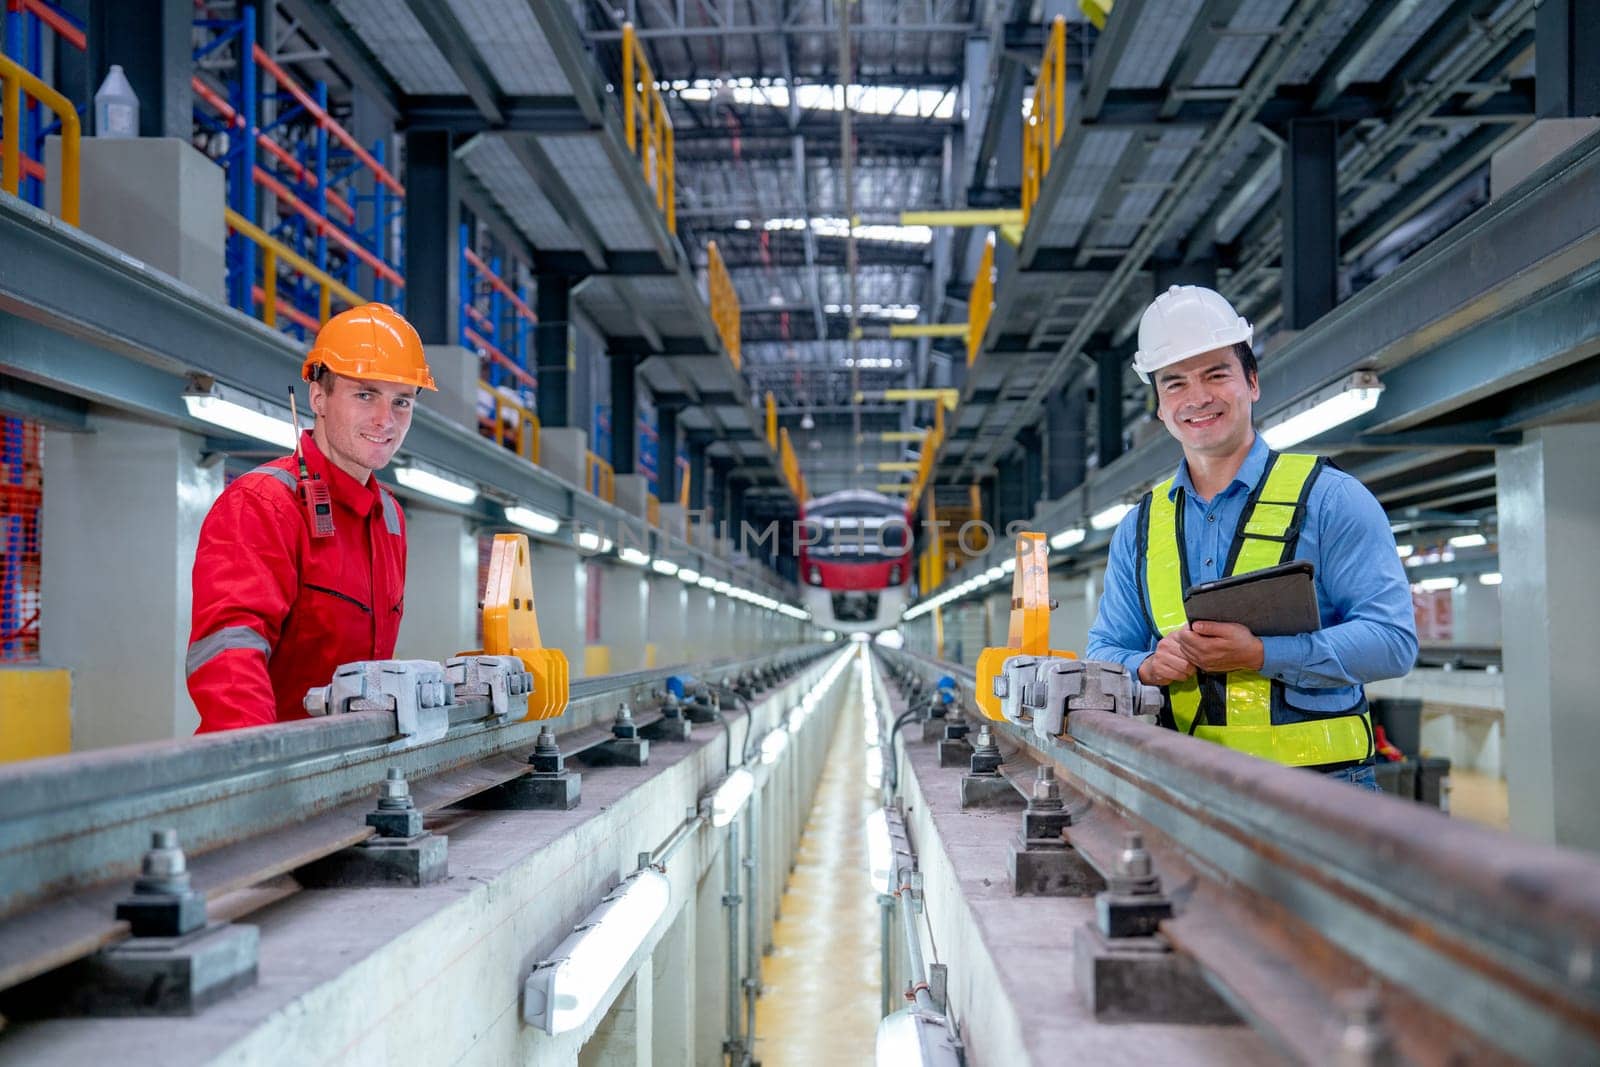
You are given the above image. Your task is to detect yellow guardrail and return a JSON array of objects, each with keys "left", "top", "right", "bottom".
[
  {"left": 225, "top": 207, "right": 362, "bottom": 328},
  {"left": 0, "top": 54, "right": 80, "bottom": 226},
  {"left": 706, "top": 239, "right": 741, "bottom": 370},
  {"left": 778, "top": 427, "right": 807, "bottom": 501},
  {"left": 765, "top": 391, "right": 778, "bottom": 450},
  {"left": 621, "top": 22, "right": 676, "bottom": 234},
  {"left": 968, "top": 232, "right": 996, "bottom": 366},
  {"left": 647, "top": 492, "right": 660, "bottom": 529},
  {"left": 1022, "top": 15, "right": 1068, "bottom": 230},
  {"left": 480, "top": 381, "right": 541, "bottom": 464},
  {"left": 587, "top": 450, "right": 616, "bottom": 503}
]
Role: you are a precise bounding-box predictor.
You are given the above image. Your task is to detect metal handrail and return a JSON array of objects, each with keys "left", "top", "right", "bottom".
[
  {"left": 224, "top": 206, "right": 361, "bottom": 327},
  {"left": 587, "top": 450, "right": 616, "bottom": 502},
  {"left": 706, "top": 239, "right": 742, "bottom": 369},
  {"left": 620, "top": 22, "right": 676, "bottom": 233},
  {"left": 480, "top": 380, "right": 541, "bottom": 464},
  {"left": 0, "top": 54, "right": 80, "bottom": 227},
  {"left": 966, "top": 232, "right": 995, "bottom": 366},
  {"left": 1020, "top": 15, "right": 1068, "bottom": 229}
]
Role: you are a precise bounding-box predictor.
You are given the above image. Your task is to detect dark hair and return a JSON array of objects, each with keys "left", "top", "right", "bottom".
[{"left": 1149, "top": 341, "right": 1258, "bottom": 409}]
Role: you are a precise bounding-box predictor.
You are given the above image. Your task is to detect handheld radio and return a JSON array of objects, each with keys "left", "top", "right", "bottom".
[{"left": 288, "top": 388, "right": 335, "bottom": 539}]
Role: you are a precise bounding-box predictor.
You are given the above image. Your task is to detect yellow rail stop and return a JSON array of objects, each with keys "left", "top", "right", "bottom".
[
  {"left": 975, "top": 532, "right": 1076, "bottom": 721},
  {"left": 472, "top": 533, "right": 570, "bottom": 720}
]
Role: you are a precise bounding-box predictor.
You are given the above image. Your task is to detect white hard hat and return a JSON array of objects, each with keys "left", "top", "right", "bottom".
[{"left": 1131, "top": 285, "right": 1253, "bottom": 383}]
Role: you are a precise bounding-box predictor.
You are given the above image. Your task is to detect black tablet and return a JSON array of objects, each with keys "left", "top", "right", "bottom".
[{"left": 1182, "top": 560, "right": 1320, "bottom": 637}]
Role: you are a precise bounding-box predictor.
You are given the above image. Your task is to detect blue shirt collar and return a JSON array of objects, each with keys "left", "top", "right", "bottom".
[{"left": 1168, "top": 431, "right": 1270, "bottom": 502}]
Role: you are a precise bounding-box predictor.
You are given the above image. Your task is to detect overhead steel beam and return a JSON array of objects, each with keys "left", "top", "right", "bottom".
[
  {"left": 585, "top": 22, "right": 976, "bottom": 40},
  {"left": 1081, "top": 0, "right": 1151, "bottom": 121},
  {"left": 402, "top": 0, "right": 506, "bottom": 126},
  {"left": 504, "top": 137, "right": 609, "bottom": 271},
  {"left": 276, "top": 0, "right": 403, "bottom": 120},
  {"left": 401, "top": 95, "right": 592, "bottom": 133}
]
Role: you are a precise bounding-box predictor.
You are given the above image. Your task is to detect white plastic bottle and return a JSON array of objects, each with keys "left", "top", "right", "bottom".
[{"left": 94, "top": 64, "right": 139, "bottom": 138}]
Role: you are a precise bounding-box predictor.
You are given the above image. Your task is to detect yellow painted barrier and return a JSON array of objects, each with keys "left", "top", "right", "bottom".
[
  {"left": 707, "top": 240, "right": 742, "bottom": 370},
  {"left": 889, "top": 323, "right": 968, "bottom": 339},
  {"left": 0, "top": 54, "right": 80, "bottom": 226},
  {"left": 1021, "top": 16, "right": 1068, "bottom": 229},
  {"left": 586, "top": 451, "right": 616, "bottom": 502},
  {"left": 0, "top": 667, "right": 71, "bottom": 762},
  {"left": 481, "top": 380, "right": 541, "bottom": 463},
  {"left": 225, "top": 207, "right": 363, "bottom": 328},
  {"left": 584, "top": 645, "right": 612, "bottom": 676},
  {"left": 621, "top": 23, "right": 676, "bottom": 233},
  {"left": 968, "top": 232, "right": 996, "bottom": 366}
]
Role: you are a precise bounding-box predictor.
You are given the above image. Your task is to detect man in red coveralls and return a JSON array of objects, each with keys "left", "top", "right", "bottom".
[{"left": 187, "top": 303, "right": 437, "bottom": 732}]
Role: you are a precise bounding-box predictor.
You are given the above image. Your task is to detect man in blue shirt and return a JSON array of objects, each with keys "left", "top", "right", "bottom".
[{"left": 1085, "top": 285, "right": 1416, "bottom": 789}]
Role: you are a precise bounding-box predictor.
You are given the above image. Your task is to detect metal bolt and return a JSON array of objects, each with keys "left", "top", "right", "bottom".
[
  {"left": 975, "top": 724, "right": 997, "bottom": 753},
  {"left": 617, "top": 702, "right": 634, "bottom": 723},
  {"left": 377, "top": 767, "right": 414, "bottom": 810},
  {"left": 134, "top": 828, "right": 192, "bottom": 895},
  {"left": 1029, "top": 764, "right": 1063, "bottom": 808},
  {"left": 1117, "top": 832, "right": 1153, "bottom": 881},
  {"left": 535, "top": 725, "right": 559, "bottom": 755}
]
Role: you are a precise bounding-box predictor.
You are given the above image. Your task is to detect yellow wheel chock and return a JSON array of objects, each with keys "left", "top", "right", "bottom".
[
  {"left": 466, "top": 533, "right": 570, "bottom": 720},
  {"left": 974, "top": 531, "right": 1077, "bottom": 721}
]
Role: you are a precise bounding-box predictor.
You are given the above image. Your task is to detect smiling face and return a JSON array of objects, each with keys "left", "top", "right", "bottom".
[
  {"left": 1152, "top": 346, "right": 1259, "bottom": 459},
  {"left": 308, "top": 373, "right": 418, "bottom": 483}
]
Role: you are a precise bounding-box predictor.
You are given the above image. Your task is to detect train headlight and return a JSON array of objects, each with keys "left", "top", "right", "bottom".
[
  {"left": 808, "top": 566, "right": 822, "bottom": 585},
  {"left": 889, "top": 565, "right": 902, "bottom": 585}
]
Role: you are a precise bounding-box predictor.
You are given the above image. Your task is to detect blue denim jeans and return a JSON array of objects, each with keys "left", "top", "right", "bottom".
[{"left": 1324, "top": 762, "right": 1380, "bottom": 792}]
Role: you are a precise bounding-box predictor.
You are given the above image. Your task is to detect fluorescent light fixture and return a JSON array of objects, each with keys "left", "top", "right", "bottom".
[
  {"left": 1478, "top": 571, "right": 1503, "bottom": 586},
  {"left": 1260, "top": 371, "right": 1384, "bottom": 450},
  {"left": 183, "top": 382, "right": 300, "bottom": 449},
  {"left": 650, "top": 558, "right": 679, "bottom": 576},
  {"left": 678, "top": 568, "right": 701, "bottom": 584},
  {"left": 394, "top": 462, "right": 478, "bottom": 506},
  {"left": 760, "top": 729, "right": 789, "bottom": 765},
  {"left": 1395, "top": 543, "right": 1414, "bottom": 558},
  {"left": 1051, "top": 527, "right": 1086, "bottom": 551},
  {"left": 984, "top": 566, "right": 1005, "bottom": 583},
  {"left": 709, "top": 768, "right": 755, "bottom": 827},
  {"left": 522, "top": 868, "right": 671, "bottom": 1034},
  {"left": 788, "top": 706, "right": 807, "bottom": 733},
  {"left": 1091, "top": 503, "right": 1132, "bottom": 531},
  {"left": 618, "top": 546, "right": 650, "bottom": 567},
  {"left": 1418, "top": 576, "right": 1460, "bottom": 591},
  {"left": 875, "top": 1008, "right": 963, "bottom": 1066},
  {"left": 1000, "top": 557, "right": 1016, "bottom": 574},
  {"left": 713, "top": 580, "right": 733, "bottom": 594},
  {"left": 577, "top": 530, "right": 614, "bottom": 553},
  {"left": 504, "top": 504, "right": 560, "bottom": 536},
  {"left": 1448, "top": 533, "right": 1488, "bottom": 549},
  {"left": 865, "top": 808, "right": 893, "bottom": 896},
  {"left": 698, "top": 574, "right": 718, "bottom": 589}
]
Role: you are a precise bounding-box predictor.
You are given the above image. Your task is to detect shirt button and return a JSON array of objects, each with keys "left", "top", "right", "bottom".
[
  {"left": 1207, "top": 515, "right": 1216, "bottom": 523},
  {"left": 1205, "top": 558, "right": 1213, "bottom": 567}
]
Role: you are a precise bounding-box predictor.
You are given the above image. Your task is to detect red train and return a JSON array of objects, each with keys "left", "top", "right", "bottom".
[{"left": 797, "top": 490, "right": 912, "bottom": 633}]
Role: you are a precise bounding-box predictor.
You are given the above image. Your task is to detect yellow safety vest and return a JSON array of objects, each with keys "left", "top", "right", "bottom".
[{"left": 1137, "top": 451, "right": 1373, "bottom": 768}]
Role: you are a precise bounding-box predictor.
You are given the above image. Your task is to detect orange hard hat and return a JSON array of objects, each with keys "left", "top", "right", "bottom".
[{"left": 302, "top": 303, "right": 437, "bottom": 390}]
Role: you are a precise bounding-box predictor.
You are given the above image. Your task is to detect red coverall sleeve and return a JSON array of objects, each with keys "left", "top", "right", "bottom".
[{"left": 187, "top": 483, "right": 301, "bottom": 732}]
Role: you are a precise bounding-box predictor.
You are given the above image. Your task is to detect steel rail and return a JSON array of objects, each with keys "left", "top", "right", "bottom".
[
  {"left": 0, "top": 645, "right": 830, "bottom": 993},
  {"left": 878, "top": 647, "right": 1600, "bottom": 1063}
]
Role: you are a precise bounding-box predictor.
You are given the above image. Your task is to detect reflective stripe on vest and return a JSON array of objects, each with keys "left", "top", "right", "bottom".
[{"left": 1140, "top": 451, "right": 1372, "bottom": 768}]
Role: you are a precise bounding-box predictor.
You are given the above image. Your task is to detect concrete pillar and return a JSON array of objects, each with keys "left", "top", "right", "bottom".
[
  {"left": 649, "top": 909, "right": 694, "bottom": 1066},
  {"left": 610, "top": 353, "right": 638, "bottom": 475},
  {"left": 1496, "top": 424, "right": 1600, "bottom": 849},
  {"left": 685, "top": 588, "right": 716, "bottom": 662},
  {"left": 647, "top": 574, "right": 686, "bottom": 667},
  {"left": 1045, "top": 381, "right": 1087, "bottom": 499},
  {"left": 578, "top": 967, "right": 652, "bottom": 1067},
  {"left": 530, "top": 541, "right": 586, "bottom": 676},
  {"left": 1537, "top": 0, "right": 1600, "bottom": 118},
  {"left": 536, "top": 275, "right": 575, "bottom": 428},
  {"left": 693, "top": 857, "right": 731, "bottom": 1063},
  {"left": 601, "top": 563, "right": 650, "bottom": 672},
  {"left": 1095, "top": 348, "right": 1124, "bottom": 467},
  {"left": 41, "top": 413, "right": 222, "bottom": 747},
  {"left": 394, "top": 508, "right": 477, "bottom": 661},
  {"left": 1450, "top": 577, "right": 1502, "bottom": 647}
]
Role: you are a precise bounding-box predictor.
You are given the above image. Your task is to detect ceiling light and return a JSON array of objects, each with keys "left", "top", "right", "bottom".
[
  {"left": 760, "top": 729, "right": 789, "bottom": 765},
  {"left": 1259, "top": 371, "right": 1384, "bottom": 450},
  {"left": 577, "top": 530, "right": 614, "bottom": 553},
  {"left": 678, "top": 567, "right": 701, "bottom": 584},
  {"left": 650, "top": 558, "right": 679, "bottom": 576},
  {"left": 1448, "top": 533, "right": 1488, "bottom": 549},
  {"left": 865, "top": 808, "right": 893, "bottom": 896},
  {"left": 984, "top": 566, "right": 1004, "bottom": 583},
  {"left": 1050, "top": 527, "right": 1086, "bottom": 551},
  {"left": 713, "top": 580, "right": 733, "bottom": 594},
  {"left": 394, "top": 462, "right": 478, "bottom": 506},
  {"left": 504, "top": 505, "right": 560, "bottom": 536},
  {"left": 1418, "top": 576, "right": 1460, "bottom": 592},
  {"left": 1478, "top": 571, "right": 1503, "bottom": 586},
  {"left": 1091, "top": 503, "right": 1132, "bottom": 530},
  {"left": 1000, "top": 558, "right": 1016, "bottom": 574},
  {"left": 522, "top": 868, "right": 672, "bottom": 1034},
  {"left": 182, "top": 382, "right": 299, "bottom": 449},
  {"left": 618, "top": 546, "right": 650, "bottom": 567},
  {"left": 801, "top": 412, "right": 815, "bottom": 430},
  {"left": 709, "top": 768, "right": 755, "bottom": 827},
  {"left": 698, "top": 575, "right": 718, "bottom": 589},
  {"left": 1395, "top": 543, "right": 1414, "bottom": 558}
]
